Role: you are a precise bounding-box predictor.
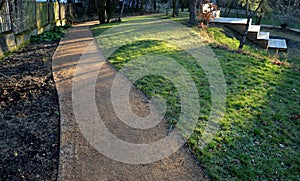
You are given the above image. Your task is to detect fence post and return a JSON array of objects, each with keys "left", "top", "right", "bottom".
[
  {"left": 35, "top": 0, "right": 37, "bottom": 28},
  {"left": 8, "top": 0, "right": 14, "bottom": 33},
  {"left": 47, "top": 0, "right": 51, "bottom": 25}
]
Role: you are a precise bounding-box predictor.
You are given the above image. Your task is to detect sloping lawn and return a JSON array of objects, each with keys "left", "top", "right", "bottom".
[
  {"left": 193, "top": 28, "right": 300, "bottom": 180},
  {"left": 91, "top": 16, "right": 300, "bottom": 180}
]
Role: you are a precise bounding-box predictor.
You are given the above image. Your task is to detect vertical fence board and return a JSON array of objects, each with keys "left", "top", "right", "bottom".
[
  {"left": 0, "top": 0, "right": 12, "bottom": 33},
  {"left": 24, "top": 0, "right": 36, "bottom": 31},
  {"left": 0, "top": 1, "right": 69, "bottom": 56},
  {"left": 36, "top": 2, "right": 49, "bottom": 30}
]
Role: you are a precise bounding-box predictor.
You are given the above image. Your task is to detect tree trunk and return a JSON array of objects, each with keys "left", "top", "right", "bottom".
[
  {"left": 153, "top": 0, "right": 156, "bottom": 11},
  {"left": 172, "top": 0, "right": 176, "bottom": 16},
  {"left": 119, "top": 0, "right": 125, "bottom": 21},
  {"left": 256, "top": 15, "right": 262, "bottom": 25},
  {"left": 238, "top": 0, "right": 264, "bottom": 52},
  {"left": 140, "top": 0, "right": 145, "bottom": 14},
  {"left": 47, "top": 0, "right": 51, "bottom": 24},
  {"left": 235, "top": 3, "right": 239, "bottom": 18},
  {"left": 58, "top": 0, "right": 62, "bottom": 26},
  {"left": 8, "top": 0, "right": 14, "bottom": 32},
  {"left": 238, "top": 16, "right": 251, "bottom": 51},
  {"left": 107, "top": 0, "right": 118, "bottom": 23},
  {"left": 130, "top": 0, "right": 134, "bottom": 11},
  {"left": 94, "top": 0, "right": 106, "bottom": 23},
  {"left": 189, "top": 0, "right": 196, "bottom": 25},
  {"left": 180, "top": 0, "right": 184, "bottom": 12},
  {"left": 136, "top": 0, "right": 139, "bottom": 13},
  {"left": 175, "top": 0, "right": 179, "bottom": 16},
  {"left": 224, "top": 0, "right": 231, "bottom": 17},
  {"left": 106, "top": 0, "right": 111, "bottom": 23}
]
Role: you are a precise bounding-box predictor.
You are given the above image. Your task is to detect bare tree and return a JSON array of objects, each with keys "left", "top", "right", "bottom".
[
  {"left": 255, "top": 0, "right": 271, "bottom": 25},
  {"left": 172, "top": 0, "right": 179, "bottom": 16},
  {"left": 91, "top": 0, "right": 106, "bottom": 23},
  {"left": 238, "top": 0, "right": 265, "bottom": 51},
  {"left": 118, "top": 0, "right": 126, "bottom": 21},
  {"left": 274, "top": 0, "right": 300, "bottom": 28},
  {"left": 56, "top": 0, "right": 63, "bottom": 26},
  {"left": 219, "top": 0, "right": 240, "bottom": 17}
]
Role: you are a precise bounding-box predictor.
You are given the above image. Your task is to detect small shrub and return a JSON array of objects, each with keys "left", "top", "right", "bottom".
[{"left": 30, "top": 25, "right": 70, "bottom": 43}]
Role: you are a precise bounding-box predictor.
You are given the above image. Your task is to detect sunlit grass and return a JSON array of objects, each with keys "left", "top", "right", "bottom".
[
  {"left": 107, "top": 39, "right": 211, "bottom": 127},
  {"left": 191, "top": 47, "right": 300, "bottom": 180},
  {"left": 91, "top": 16, "right": 300, "bottom": 180},
  {"left": 91, "top": 22, "right": 123, "bottom": 37},
  {"left": 192, "top": 27, "right": 300, "bottom": 180}
]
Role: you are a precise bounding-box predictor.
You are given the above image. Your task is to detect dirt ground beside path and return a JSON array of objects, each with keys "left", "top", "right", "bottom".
[
  {"left": 53, "top": 21, "right": 208, "bottom": 180},
  {"left": 0, "top": 41, "right": 60, "bottom": 180}
]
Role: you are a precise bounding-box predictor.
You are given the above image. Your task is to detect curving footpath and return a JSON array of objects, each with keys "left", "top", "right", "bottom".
[{"left": 52, "top": 20, "right": 207, "bottom": 180}]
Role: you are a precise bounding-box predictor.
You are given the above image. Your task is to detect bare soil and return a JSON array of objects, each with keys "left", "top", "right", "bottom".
[{"left": 0, "top": 41, "right": 60, "bottom": 180}]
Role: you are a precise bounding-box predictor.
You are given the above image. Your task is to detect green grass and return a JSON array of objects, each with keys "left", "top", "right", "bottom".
[
  {"left": 193, "top": 45, "right": 300, "bottom": 180},
  {"left": 91, "top": 21, "right": 123, "bottom": 37},
  {"left": 91, "top": 16, "right": 300, "bottom": 180},
  {"left": 195, "top": 28, "right": 299, "bottom": 180},
  {"left": 261, "top": 27, "right": 300, "bottom": 66},
  {"left": 107, "top": 39, "right": 211, "bottom": 126},
  {"left": 159, "top": 12, "right": 190, "bottom": 25}
]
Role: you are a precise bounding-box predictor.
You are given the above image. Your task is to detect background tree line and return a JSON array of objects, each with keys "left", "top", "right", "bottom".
[{"left": 1, "top": 0, "right": 298, "bottom": 29}]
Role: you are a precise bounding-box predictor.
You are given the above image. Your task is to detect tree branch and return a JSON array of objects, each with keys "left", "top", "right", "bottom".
[
  {"left": 253, "top": 0, "right": 264, "bottom": 15},
  {"left": 245, "top": 0, "right": 249, "bottom": 17}
]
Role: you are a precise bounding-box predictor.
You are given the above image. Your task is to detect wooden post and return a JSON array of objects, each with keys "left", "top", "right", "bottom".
[
  {"left": 8, "top": 0, "right": 14, "bottom": 33},
  {"left": 47, "top": 0, "right": 51, "bottom": 24},
  {"left": 34, "top": 0, "right": 37, "bottom": 28}
]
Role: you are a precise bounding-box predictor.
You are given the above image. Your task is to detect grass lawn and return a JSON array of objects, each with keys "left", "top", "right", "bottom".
[
  {"left": 193, "top": 27, "right": 300, "bottom": 180},
  {"left": 91, "top": 15, "right": 300, "bottom": 180}
]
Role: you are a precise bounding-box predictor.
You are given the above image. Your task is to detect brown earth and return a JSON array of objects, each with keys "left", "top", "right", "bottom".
[{"left": 0, "top": 41, "right": 60, "bottom": 180}]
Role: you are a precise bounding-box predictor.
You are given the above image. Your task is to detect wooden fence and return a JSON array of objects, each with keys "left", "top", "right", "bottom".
[
  {"left": 0, "top": 1, "right": 67, "bottom": 56},
  {"left": 0, "top": 0, "right": 11, "bottom": 33}
]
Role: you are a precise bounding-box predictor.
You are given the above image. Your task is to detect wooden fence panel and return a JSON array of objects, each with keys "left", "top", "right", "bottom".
[
  {"left": 11, "top": 0, "right": 36, "bottom": 34},
  {"left": 36, "top": 2, "right": 49, "bottom": 29},
  {"left": 0, "top": 0, "right": 12, "bottom": 33},
  {"left": 24, "top": 0, "right": 36, "bottom": 31},
  {"left": 0, "top": 1, "right": 69, "bottom": 56}
]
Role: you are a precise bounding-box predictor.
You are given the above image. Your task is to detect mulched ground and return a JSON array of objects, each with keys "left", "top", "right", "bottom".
[{"left": 0, "top": 41, "right": 60, "bottom": 180}]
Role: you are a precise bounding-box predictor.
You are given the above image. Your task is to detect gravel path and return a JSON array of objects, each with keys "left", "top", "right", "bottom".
[{"left": 52, "top": 20, "right": 207, "bottom": 180}]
